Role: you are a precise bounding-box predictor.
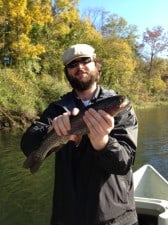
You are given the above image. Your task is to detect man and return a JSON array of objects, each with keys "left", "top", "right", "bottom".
[{"left": 21, "top": 44, "right": 138, "bottom": 225}]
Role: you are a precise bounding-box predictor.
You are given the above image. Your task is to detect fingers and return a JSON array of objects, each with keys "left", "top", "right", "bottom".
[
  {"left": 52, "top": 112, "right": 70, "bottom": 136},
  {"left": 52, "top": 108, "right": 80, "bottom": 136},
  {"left": 83, "top": 108, "right": 114, "bottom": 150},
  {"left": 71, "top": 108, "right": 80, "bottom": 116},
  {"left": 98, "top": 110, "right": 114, "bottom": 131},
  {"left": 83, "top": 108, "right": 114, "bottom": 135}
]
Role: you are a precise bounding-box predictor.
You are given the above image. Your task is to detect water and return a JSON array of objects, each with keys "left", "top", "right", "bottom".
[
  {"left": 134, "top": 106, "right": 168, "bottom": 179},
  {"left": 0, "top": 130, "right": 54, "bottom": 225},
  {"left": 0, "top": 106, "right": 168, "bottom": 225}
]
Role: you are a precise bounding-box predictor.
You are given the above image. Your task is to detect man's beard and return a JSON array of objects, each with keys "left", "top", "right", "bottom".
[{"left": 66, "top": 70, "right": 99, "bottom": 91}]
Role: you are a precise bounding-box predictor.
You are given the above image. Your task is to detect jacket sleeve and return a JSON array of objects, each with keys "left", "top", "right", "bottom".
[
  {"left": 20, "top": 103, "right": 66, "bottom": 157},
  {"left": 91, "top": 105, "right": 138, "bottom": 175}
]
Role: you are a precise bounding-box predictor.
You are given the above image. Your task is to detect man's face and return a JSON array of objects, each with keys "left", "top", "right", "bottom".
[{"left": 65, "top": 57, "right": 99, "bottom": 91}]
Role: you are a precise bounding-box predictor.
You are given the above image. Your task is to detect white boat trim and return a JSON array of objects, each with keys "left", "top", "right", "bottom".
[{"left": 133, "top": 164, "right": 168, "bottom": 200}]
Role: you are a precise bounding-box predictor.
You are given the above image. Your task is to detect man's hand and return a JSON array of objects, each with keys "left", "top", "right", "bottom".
[
  {"left": 52, "top": 108, "right": 82, "bottom": 144},
  {"left": 83, "top": 108, "right": 114, "bottom": 151}
]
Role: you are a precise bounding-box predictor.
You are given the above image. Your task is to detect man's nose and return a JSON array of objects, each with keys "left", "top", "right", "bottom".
[{"left": 77, "top": 62, "right": 85, "bottom": 68}]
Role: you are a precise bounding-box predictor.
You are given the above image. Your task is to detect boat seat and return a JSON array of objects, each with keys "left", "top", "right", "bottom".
[
  {"left": 133, "top": 164, "right": 168, "bottom": 225},
  {"left": 135, "top": 197, "right": 168, "bottom": 225}
]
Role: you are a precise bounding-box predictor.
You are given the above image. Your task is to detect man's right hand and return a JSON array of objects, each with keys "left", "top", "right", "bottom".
[{"left": 52, "top": 108, "right": 82, "bottom": 144}]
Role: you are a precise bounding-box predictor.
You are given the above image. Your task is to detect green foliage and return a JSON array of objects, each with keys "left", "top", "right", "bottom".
[
  {"left": 0, "top": 68, "right": 38, "bottom": 116},
  {"left": 0, "top": 0, "right": 53, "bottom": 62},
  {"left": 0, "top": 65, "right": 70, "bottom": 112},
  {"left": 37, "top": 74, "right": 70, "bottom": 108},
  {"left": 100, "top": 38, "right": 136, "bottom": 89}
]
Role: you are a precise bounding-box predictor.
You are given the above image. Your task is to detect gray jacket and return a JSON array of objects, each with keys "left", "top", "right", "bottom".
[{"left": 21, "top": 86, "right": 138, "bottom": 225}]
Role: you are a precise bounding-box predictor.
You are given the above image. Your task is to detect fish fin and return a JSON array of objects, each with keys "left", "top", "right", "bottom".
[
  {"left": 49, "top": 145, "right": 63, "bottom": 154},
  {"left": 23, "top": 151, "right": 43, "bottom": 173},
  {"left": 23, "top": 146, "right": 63, "bottom": 174},
  {"left": 23, "top": 152, "right": 36, "bottom": 169},
  {"left": 29, "top": 161, "right": 43, "bottom": 174}
]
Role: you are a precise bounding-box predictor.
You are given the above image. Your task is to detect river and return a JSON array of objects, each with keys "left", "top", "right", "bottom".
[{"left": 0, "top": 106, "right": 168, "bottom": 225}]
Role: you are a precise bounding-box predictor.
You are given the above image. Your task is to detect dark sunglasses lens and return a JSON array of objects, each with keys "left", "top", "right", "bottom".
[
  {"left": 83, "top": 58, "right": 91, "bottom": 64},
  {"left": 67, "top": 58, "right": 91, "bottom": 68},
  {"left": 67, "top": 62, "right": 78, "bottom": 68}
]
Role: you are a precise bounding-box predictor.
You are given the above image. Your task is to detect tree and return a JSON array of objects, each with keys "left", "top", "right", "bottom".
[
  {"left": 0, "top": 0, "right": 53, "bottom": 63},
  {"left": 100, "top": 37, "right": 136, "bottom": 93},
  {"left": 100, "top": 13, "right": 138, "bottom": 63},
  {"left": 101, "top": 13, "right": 137, "bottom": 40},
  {"left": 80, "top": 7, "right": 110, "bottom": 32},
  {"left": 138, "top": 26, "right": 168, "bottom": 77}
]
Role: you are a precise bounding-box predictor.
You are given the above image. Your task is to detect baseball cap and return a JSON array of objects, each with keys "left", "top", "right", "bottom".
[{"left": 62, "top": 44, "right": 96, "bottom": 66}]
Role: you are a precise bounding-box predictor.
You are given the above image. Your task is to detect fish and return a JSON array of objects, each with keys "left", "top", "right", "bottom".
[{"left": 23, "top": 95, "right": 130, "bottom": 174}]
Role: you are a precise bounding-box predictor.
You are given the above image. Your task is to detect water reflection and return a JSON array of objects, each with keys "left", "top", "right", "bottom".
[{"left": 134, "top": 106, "right": 168, "bottom": 179}]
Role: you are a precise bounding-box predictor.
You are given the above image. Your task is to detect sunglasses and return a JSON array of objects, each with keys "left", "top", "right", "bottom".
[{"left": 66, "top": 57, "right": 92, "bottom": 69}]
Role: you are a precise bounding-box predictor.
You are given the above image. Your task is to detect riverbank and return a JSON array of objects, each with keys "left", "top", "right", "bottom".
[
  {"left": 0, "top": 108, "right": 36, "bottom": 130},
  {"left": 134, "top": 100, "right": 168, "bottom": 109}
]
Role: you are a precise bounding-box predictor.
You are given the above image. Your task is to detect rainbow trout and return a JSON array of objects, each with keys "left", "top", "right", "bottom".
[{"left": 23, "top": 95, "right": 130, "bottom": 174}]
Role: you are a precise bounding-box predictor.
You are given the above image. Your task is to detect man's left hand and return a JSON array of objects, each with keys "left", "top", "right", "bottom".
[{"left": 83, "top": 108, "right": 114, "bottom": 151}]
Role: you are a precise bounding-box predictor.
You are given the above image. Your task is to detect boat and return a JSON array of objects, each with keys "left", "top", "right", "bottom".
[{"left": 133, "top": 164, "right": 168, "bottom": 225}]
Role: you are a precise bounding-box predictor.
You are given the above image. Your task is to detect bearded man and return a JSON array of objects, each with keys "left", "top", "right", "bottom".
[{"left": 21, "top": 44, "right": 138, "bottom": 225}]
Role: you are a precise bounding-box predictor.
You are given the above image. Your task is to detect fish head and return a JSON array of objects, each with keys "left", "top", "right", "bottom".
[{"left": 98, "top": 95, "right": 130, "bottom": 116}]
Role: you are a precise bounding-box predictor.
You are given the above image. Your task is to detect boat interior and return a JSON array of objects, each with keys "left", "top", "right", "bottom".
[{"left": 133, "top": 165, "right": 168, "bottom": 225}]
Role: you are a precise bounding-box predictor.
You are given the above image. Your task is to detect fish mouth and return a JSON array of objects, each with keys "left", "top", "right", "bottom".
[
  {"left": 116, "top": 99, "right": 130, "bottom": 113},
  {"left": 120, "top": 98, "right": 130, "bottom": 108}
]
